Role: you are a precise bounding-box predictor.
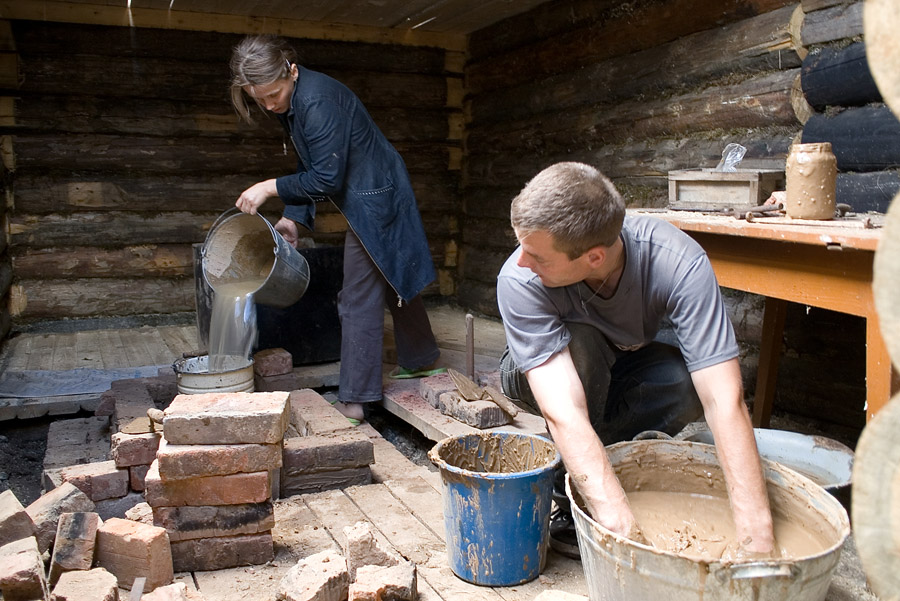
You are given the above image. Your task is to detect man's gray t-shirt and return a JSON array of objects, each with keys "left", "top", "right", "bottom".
[{"left": 497, "top": 214, "right": 738, "bottom": 373}]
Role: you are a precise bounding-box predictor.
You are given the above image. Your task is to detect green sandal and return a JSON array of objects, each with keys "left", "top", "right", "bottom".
[
  {"left": 389, "top": 366, "right": 448, "bottom": 379},
  {"left": 325, "top": 398, "right": 362, "bottom": 426}
]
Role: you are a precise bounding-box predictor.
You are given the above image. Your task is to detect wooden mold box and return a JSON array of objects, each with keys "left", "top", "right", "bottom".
[{"left": 668, "top": 168, "right": 784, "bottom": 210}]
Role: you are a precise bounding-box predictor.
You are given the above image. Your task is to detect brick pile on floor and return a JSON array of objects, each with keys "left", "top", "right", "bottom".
[
  {"left": 278, "top": 521, "right": 417, "bottom": 601},
  {"left": 0, "top": 487, "right": 184, "bottom": 600},
  {"left": 145, "top": 390, "right": 290, "bottom": 573}
]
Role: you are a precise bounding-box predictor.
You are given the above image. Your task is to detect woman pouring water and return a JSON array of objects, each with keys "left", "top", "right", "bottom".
[{"left": 229, "top": 34, "right": 445, "bottom": 424}]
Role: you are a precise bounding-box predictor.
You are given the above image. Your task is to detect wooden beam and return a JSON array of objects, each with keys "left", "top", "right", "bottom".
[{"left": 0, "top": 0, "right": 466, "bottom": 51}]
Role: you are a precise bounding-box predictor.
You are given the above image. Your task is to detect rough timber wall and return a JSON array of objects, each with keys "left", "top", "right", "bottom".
[
  {"left": 3, "top": 21, "right": 459, "bottom": 322},
  {"left": 459, "top": 0, "right": 803, "bottom": 314}
]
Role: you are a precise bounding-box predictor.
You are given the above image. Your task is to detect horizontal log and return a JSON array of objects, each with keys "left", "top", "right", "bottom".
[
  {"left": 455, "top": 280, "right": 501, "bottom": 319},
  {"left": 801, "top": 1, "right": 863, "bottom": 46},
  {"left": 8, "top": 96, "right": 449, "bottom": 143},
  {"left": 11, "top": 244, "right": 195, "bottom": 279},
  {"left": 460, "top": 217, "right": 516, "bottom": 252},
  {"left": 836, "top": 171, "right": 900, "bottom": 213},
  {"left": 466, "top": 0, "right": 794, "bottom": 96},
  {"left": 12, "top": 133, "right": 452, "bottom": 175},
  {"left": 462, "top": 186, "right": 521, "bottom": 220},
  {"left": 458, "top": 245, "right": 512, "bottom": 284},
  {"left": 12, "top": 170, "right": 459, "bottom": 215},
  {"left": 468, "top": 0, "right": 618, "bottom": 61},
  {"left": 802, "top": 104, "right": 900, "bottom": 171},
  {"left": 800, "top": 42, "right": 881, "bottom": 109},
  {"left": 12, "top": 21, "right": 447, "bottom": 74},
  {"left": 14, "top": 277, "right": 196, "bottom": 319},
  {"left": 466, "top": 130, "right": 796, "bottom": 187},
  {"left": 0, "top": 257, "right": 11, "bottom": 295},
  {"left": 468, "top": 70, "right": 799, "bottom": 154},
  {"left": 469, "top": 5, "right": 801, "bottom": 126},
  {"left": 12, "top": 54, "right": 447, "bottom": 108}
]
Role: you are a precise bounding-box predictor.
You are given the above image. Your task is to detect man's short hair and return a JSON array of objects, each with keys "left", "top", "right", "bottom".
[{"left": 511, "top": 162, "right": 625, "bottom": 259}]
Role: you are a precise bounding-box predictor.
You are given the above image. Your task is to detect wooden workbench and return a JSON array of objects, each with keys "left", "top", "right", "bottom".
[{"left": 638, "top": 209, "right": 894, "bottom": 424}]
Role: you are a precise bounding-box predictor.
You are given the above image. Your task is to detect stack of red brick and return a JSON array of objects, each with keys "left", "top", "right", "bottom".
[{"left": 145, "top": 391, "right": 290, "bottom": 572}]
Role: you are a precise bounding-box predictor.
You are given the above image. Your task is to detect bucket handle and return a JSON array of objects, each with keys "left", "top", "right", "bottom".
[{"left": 716, "top": 562, "right": 799, "bottom": 582}]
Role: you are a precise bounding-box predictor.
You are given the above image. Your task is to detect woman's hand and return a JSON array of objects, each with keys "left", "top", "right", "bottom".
[
  {"left": 274, "top": 217, "right": 300, "bottom": 248},
  {"left": 236, "top": 179, "right": 278, "bottom": 215}
]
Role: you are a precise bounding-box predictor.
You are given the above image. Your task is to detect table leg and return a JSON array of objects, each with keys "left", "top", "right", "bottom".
[
  {"left": 752, "top": 297, "right": 788, "bottom": 427},
  {"left": 865, "top": 311, "right": 899, "bottom": 421}
]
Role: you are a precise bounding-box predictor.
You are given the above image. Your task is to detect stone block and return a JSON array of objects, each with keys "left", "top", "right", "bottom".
[
  {"left": 288, "top": 389, "right": 354, "bottom": 436},
  {"left": 0, "top": 536, "right": 49, "bottom": 601},
  {"left": 59, "top": 460, "right": 129, "bottom": 502},
  {"left": 95, "top": 517, "right": 173, "bottom": 591},
  {"left": 169, "top": 532, "right": 273, "bottom": 572},
  {"left": 341, "top": 521, "right": 402, "bottom": 581},
  {"left": 155, "top": 437, "right": 282, "bottom": 480},
  {"left": 282, "top": 431, "right": 374, "bottom": 474},
  {"left": 26, "top": 482, "right": 95, "bottom": 553},
  {"left": 277, "top": 549, "right": 348, "bottom": 601},
  {"left": 51, "top": 567, "right": 119, "bottom": 601},
  {"left": 43, "top": 416, "right": 111, "bottom": 471},
  {"left": 49, "top": 511, "right": 101, "bottom": 586},
  {"left": 152, "top": 501, "right": 274, "bottom": 542},
  {"left": 253, "top": 348, "right": 293, "bottom": 377},
  {"left": 349, "top": 562, "right": 417, "bottom": 601},
  {"left": 110, "top": 430, "right": 161, "bottom": 467},
  {"left": 0, "top": 490, "right": 35, "bottom": 546},
  {"left": 163, "top": 392, "right": 290, "bottom": 445},
  {"left": 130, "top": 464, "right": 150, "bottom": 491},
  {"left": 436, "top": 391, "right": 511, "bottom": 428},
  {"left": 144, "top": 461, "right": 273, "bottom": 507},
  {"left": 257, "top": 364, "right": 340, "bottom": 393},
  {"left": 280, "top": 466, "right": 372, "bottom": 498}
]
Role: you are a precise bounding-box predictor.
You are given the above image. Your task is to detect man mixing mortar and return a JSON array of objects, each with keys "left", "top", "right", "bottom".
[{"left": 497, "top": 162, "right": 775, "bottom": 559}]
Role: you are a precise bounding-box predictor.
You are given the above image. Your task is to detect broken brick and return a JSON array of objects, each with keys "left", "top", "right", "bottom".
[
  {"left": 0, "top": 490, "right": 35, "bottom": 546},
  {"left": 110, "top": 430, "right": 161, "bottom": 467},
  {"left": 59, "top": 460, "right": 129, "bottom": 502},
  {"left": 25, "top": 482, "right": 95, "bottom": 553},
  {"left": 50, "top": 567, "right": 119, "bottom": 601},
  {"left": 49, "top": 511, "right": 101, "bottom": 586},
  {"left": 253, "top": 348, "right": 293, "bottom": 376},
  {"left": 278, "top": 549, "right": 348, "bottom": 601},
  {"left": 0, "top": 536, "right": 49, "bottom": 601},
  {"left": 349, "top": 562, "right": 417, "bottom": 601},
  {"left": 95, "top": 517, "right": 173, "bottom": 591}
]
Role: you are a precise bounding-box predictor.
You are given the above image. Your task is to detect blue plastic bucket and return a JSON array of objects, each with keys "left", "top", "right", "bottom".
[{"left": 428, "top": 431, "right": 561, "bottom": 586}]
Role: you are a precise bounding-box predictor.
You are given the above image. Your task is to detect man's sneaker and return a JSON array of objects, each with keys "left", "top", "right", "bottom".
[{"left": 549, "top": 507, "right": 581, "bottom": 559}]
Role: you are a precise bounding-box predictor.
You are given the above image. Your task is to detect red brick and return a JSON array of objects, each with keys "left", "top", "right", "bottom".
[
  {"left": 277, "top": 549, "right": 348, "bottom": 601},
  {"left": 51, "top": 567, "right": 119, "bottom": 601},
  {"left": 49, "top": 512, "right": 101, "bottom": 585},
  {"left": 163, "top": 392, "right": 290, "bottom": 445},
  {"left": 144, "top": 461, "right": 273, "bottom": 507},
  {"left": 60, "top": 460, "right": 129, "bottom": 502},
  {"left": 111, "top": 379, "right": 156, "bottom": 432},
  {"left": 156, "top": 437, "right": 281, "bottom": 479},
  {"left": 282, "top": 431, "right": 374, "bottom": 473},
  {"left": 288, "top": 389, "right": 355, "bottom": 435},
  {"left": 0, "top": 537, "right": 49, "bottom": 601},
  {"left": 417, "top": 372, "right": 456, "bottom": 407},
  {"left": 25, "top": 482, "right": 95, "bottom": 553},
  {"left": 342, "top": 522, "right": 402, "bottom": 581},
  {"left": 169, "top": 532, "right": 273, "bottom": 572},
  {"left": 0, "top": 490, "right": 34, "bottom": 546},
  {"left": 280, "top": 466, "right": 372, "bottom": 498},
  {"left": 152, "top": 501, "right": 274, "bottom": 542},
  {"left": 130, "top": 464, "right": 150, "bottom": 491},
  {"left": 349, "top": 562, "right": 417, "bottom": 601},
  {"left": 111, "top": 431, "right": 161, "bottom": 467},
  {"left": 95, "top": 517, "right": 173, "bottom": 591},
  {"left": 253, "top": 348, "right": 293, "bottom": 376}
]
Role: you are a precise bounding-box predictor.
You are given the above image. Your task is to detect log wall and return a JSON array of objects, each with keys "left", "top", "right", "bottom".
[
  {"left": 461, "top": 0, "right": 803, "bottom": 314},
  {"left": 1, "top": 20, "right": 461, "bottom": 321},
  {"left": 795, "top": 0, "right": 900, "bottom": 213}
]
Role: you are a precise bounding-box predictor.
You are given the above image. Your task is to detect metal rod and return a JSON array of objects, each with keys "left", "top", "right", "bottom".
[{"left": 465, "top": 313, "right": 475, "bottom": 379}]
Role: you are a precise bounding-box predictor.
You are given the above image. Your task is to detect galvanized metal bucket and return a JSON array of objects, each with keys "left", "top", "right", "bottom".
[
  {"left": 683, "top": 428, "right": 853, "bottom": 510},
  {"left": 172, "top": 355, "right": 254, "bottom": 395},
  {"left": 567, "top": 439, "right": 850, "bottom": 601},
  {"left": 201, "top": 209, "right": 310, "bottom": 308}
]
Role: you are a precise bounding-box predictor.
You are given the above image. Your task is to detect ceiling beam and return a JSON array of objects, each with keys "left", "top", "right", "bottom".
[{"left": 0, "top": 1, "right": 467, "bottom": 51}]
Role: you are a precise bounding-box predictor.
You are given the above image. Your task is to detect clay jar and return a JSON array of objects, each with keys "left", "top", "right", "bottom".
[{"left": 785, "top": 142, "right": 837, "bottom": 220}]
